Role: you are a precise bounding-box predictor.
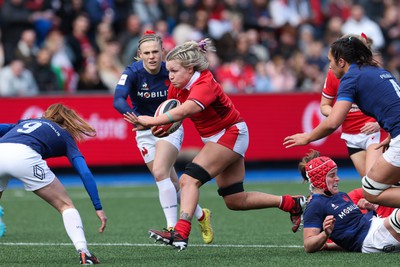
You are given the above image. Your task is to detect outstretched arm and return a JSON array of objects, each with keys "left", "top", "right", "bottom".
[
  {"left": 72, "top": 156, "right": 107, "bottom": 233},
  {"left": 284, "top": 101, "right": 351, "bottom": 148}
]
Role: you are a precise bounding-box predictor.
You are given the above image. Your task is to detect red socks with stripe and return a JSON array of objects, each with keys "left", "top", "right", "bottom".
[
  {"left": 174, "top": 219, "right": 191, "bottom": 239},
  {"left": 279, "top": 195, "right": 295, "bottom": 212}
]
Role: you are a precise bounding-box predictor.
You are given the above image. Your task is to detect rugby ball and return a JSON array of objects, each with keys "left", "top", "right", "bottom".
[{"left": 153, "top": 99, "right": 182, "bottom": 135}]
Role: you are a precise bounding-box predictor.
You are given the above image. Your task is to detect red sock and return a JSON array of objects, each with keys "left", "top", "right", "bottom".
[
  {"left": 279, "top": 195, "right": 294, "bottom": 212},
  {"left": 175, "top": 219, "right": 191, "bottom": 239}
]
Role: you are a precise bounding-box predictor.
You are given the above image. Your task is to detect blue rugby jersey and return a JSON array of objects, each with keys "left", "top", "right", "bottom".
[
  {"left": 337, "top": 64, "right": 400, "bottom": 138},
  {"left": 304, "top": 192, "right": 374, "bottom": 252},
  {"left": 113, "top": 60, "right": 170, "bottom": 116},
  {"left": 0, "top": 119, "right": 102, "bottom": 210}
]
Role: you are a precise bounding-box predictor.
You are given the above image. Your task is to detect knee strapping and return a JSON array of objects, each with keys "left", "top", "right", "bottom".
[
  {"left": 184, "top": 162, "right": 212, "bottom": 185},
  {"left": 362, "top": 176, "right": 391, "bottom": 196},
  {"left": 217, "top": 182, "right": 244, "bottom": 197},
  {"left": 390, "top": 209, "right": 400, "bottom": 234}
]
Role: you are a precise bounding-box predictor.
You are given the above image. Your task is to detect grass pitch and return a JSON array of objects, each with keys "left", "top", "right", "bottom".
[{"left": 0, "top": 179, "right": 398, "bottom": 266}]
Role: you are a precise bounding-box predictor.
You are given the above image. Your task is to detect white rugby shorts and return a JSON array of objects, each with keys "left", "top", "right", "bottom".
[
  {"left": 341, "top": 131, "right": 383, "bottom": 150},
  {"left": 362, "top": 216, "right": 400, "bottom": 253},
  {"left": 0, "top": 143, "right": 55, "bottom": 192},
  {"left": 135, "top": 125, "right": 184, "bottom": 163},
  {"left": 383, "top": 134, "right": 400, "bottom": 167},
  {"left": 201, "top": 121, "right": 249, "bottom": 157}
]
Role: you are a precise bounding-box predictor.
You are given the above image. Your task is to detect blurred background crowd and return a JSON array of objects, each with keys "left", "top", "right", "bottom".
[{"left": 0, "top": 0, "right": 399, "bottom": 97}]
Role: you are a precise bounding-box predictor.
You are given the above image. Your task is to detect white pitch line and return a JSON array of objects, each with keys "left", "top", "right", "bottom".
[{"left": 0, "top": 242, "right": 303, "bottom": 248}]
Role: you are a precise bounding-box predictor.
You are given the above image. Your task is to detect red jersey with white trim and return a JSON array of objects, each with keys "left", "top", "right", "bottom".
[
  {"left": 347, "top": 188, "right": 394, "bottom": 218},
  {"left": 322, "top": 70, "right": 376, "bottom": 134},
  {"left": 167, "top": 70, "right": 242, "bottom": 137}
]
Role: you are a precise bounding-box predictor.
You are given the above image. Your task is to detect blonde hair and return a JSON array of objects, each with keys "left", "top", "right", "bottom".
[
  {"left": 165, "top": 38, "right": 216, "bottom": 72},
  {"left": 42, "top": 103, "right": 96, "bottom": 142},
  {"left": 134, "top": 30, "right": 163, "bottom": 61}
]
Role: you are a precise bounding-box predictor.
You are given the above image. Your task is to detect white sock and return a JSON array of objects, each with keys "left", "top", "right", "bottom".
[
  {"left": 194, "top": 205, "right": 203, "bottom": 220},
  {"left": 177, "top": 189, "right": 203, "bottom": 220},
  {"left": 62, "top": 208, "right": 88, "bottom": 253},
  {"left": 156, "top": 178, "right": 178, "bottom": 228}
]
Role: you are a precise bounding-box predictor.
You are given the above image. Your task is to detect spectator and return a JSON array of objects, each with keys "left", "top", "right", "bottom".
[
  {"left": 97, "top": 52, "right": 123, "bottom": 93},
  {"left": 65, "top": 13, "right": 95, "bottom": 73},
  {"left": 215, "top": 55, "right": 255, "bottom": 94},
  {"left": 31, "top": 47, "right": 61, "bottom": 94},
  {"left": 43, "top": 30, "right": 78, "bottom": 93},
  {"left": 133, "top": 0, "right": 163, "bottom": 26},
  {"left": 117, "top": 14, "right": 142, "bottom": 66},
  {"left": 0, "top": 0, "right": 35, "bottom": 65},
  {"left": 253, "top": 61, "right": 273, "bottom": 93},
  {"left": 342, "top": 4, "right": 385, "bottom": 51},
  {"left": 265, "top": 54, "right": 296, "bottom": 92},
  {"left": 14, "top": 29, "right": 39, "bottom": 71},
  {"left": 76, "top": 61, "right": 108, "bottom": 92},
  {"left": 0, "top": 59, "right": 39, "bottom": 96},
  {"left": 55, "top": 0, "right": 86, "bottom": 36}
]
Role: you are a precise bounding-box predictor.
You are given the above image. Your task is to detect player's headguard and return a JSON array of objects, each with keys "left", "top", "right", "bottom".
[{"left": 305, "top": 156, "right": 337, "bottom": 193}]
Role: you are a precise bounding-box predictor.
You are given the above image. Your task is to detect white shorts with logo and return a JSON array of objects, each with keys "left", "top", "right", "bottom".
[
  {"left": 383, "top": 134, "right": 400, "bottom": 167},
  {"left": 341, "top": 132, "right": 382, "bottom": 150},
  {"left": 362, "top": 216, "right": 400, "bottom": 253},
  {"left": 201, "top": 121, "right": 249, "bottom": 157},
  {"left": 135, "top": 125, "right": 184, "bottom": 164},
  {"left": 0, "top": 143, "right": 55, "bottom": 192}
]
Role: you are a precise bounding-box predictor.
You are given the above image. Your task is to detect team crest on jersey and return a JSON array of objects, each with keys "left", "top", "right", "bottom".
[
  {"left": 164, "top": 79, "right": 170, "bottom": 87},
  {"left": 141, "top": 82, "right": 149, "bottom": 90},
  {"left": 342, "top": 195, "right": 350, "bottom": 202}
]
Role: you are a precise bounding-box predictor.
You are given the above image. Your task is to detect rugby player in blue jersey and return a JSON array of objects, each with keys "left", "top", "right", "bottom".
[
  {"left": 0, "top": 103, "right": 107, "bottom": 264},
  {"left": 113, "top": 30, "right": 213, "bottom": 244},
  {"left": 284, "top": 36, "right": 400, "bottom": 213},
  {"left": 298, "top": 150, "right": 400, "bottom": 253}
]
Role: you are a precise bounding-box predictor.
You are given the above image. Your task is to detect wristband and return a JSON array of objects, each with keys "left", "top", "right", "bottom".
[{"left": 165, "top": 111, "right": 174, "bottom": 123}]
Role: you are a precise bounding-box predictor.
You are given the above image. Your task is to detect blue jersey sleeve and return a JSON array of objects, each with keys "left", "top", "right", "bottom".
[
  {"left": 113, "top": 87, "right": 134, "bottom": 114},
  {"left": 0, "top": 124, "right": 15, "bottom": 137},
  {"left": 72, "top": 156, "right": 102, "bottom": 210}
]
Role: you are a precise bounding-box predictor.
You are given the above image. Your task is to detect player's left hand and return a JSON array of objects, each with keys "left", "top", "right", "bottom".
[
  {"left": 95, "top": 210, "right": 107, "bottom": 233},
  {"left": 360, "top": 122, "right": 380, "bottom": 135},
  {"left": 283, "top": 133, "right": 311, "bottom": 148},
  {"left": 375, "top": 134, "right": 390, "bottom": 152},
  {"left": 124, "top": 112, "right": 152, "bottom": 131}
]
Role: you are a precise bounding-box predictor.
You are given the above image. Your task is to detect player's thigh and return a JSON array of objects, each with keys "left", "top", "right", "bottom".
[
  {"left": 215, "top": 157, "right": 245, "bottom": 189},
  {"left": 153, "top": 139, "right": 179, "bottom": 172},
  {"left": 34, "top": 177, "right": 74, "bottom": 212},
  {"left": 192, "top": 142, "right": 241, "bottom": 178},
  {"left": 366, "top": 143, "right": 383, "bottom": 173},
  {"left": 349, "top": 150, "right": 367, "bottom": 177},
  {"left": 368, "top": 155, "right": 400, "bottom": 185}
]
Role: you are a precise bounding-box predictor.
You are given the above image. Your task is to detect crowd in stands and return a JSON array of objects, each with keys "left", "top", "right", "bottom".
[{"left": 0, "top": 0, "right": 399, "bottom": 96}]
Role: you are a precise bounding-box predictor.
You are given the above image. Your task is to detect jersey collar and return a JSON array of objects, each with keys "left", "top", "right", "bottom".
[{"left": 183, "top": 71, "right": 201, "bottom": 91}]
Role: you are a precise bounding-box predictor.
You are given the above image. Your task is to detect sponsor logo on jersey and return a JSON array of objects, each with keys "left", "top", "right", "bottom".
[
  {"left": 137, "top": 90, "right": 168, "bottom": 99},
  {"left": 118, "top": 74, "right": 128, "bottom": 85},
  {"left": 338, "top": 203, "right": 358, "bottom": 219}
]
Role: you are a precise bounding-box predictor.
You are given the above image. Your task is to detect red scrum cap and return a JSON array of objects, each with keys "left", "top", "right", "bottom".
[{"left": 305, "top": 156, "right": 337, "bottom": 192}]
